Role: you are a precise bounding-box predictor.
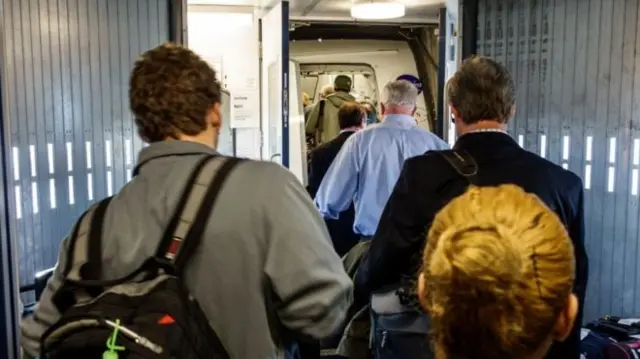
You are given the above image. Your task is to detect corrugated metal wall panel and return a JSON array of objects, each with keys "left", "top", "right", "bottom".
[
  {"left": 477, "top": 0, "right": 640, "bottom": 321},
  {"left": 1, "top": 0, "right": 169, "bottom": 303}
]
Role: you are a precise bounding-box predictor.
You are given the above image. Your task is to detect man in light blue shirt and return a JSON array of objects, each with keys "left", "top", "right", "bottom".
[{"left": 314, "top": 79, "right": 449, "bottom": 239}]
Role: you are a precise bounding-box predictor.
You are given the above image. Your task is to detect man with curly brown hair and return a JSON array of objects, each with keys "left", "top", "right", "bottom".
[{"left": 20, "top": 43, "right": 351, "bottom": 359}]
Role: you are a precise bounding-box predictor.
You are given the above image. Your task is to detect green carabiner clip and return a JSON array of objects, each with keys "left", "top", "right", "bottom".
[{"left": 103, "top": 319, "right": 126, "bottom": 359}]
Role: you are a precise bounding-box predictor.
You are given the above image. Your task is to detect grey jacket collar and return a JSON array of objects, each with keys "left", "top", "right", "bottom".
[{"left": 134, "top": 140, "right": 218, "bottom": 176}]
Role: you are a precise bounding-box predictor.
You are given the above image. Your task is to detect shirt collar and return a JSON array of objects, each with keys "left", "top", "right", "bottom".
[
  {"left": 466, "top": 128, "right": 509, "bottom": 135},
  {"left": 455, "top": 130, "right": 517, "bottom": 150},
  {"left": 339, "top": 127, "right": 360, "bottom": 134},
  {"left": 135, "top": 140, "right": 217, "bottom": 174},
  {"left": 382, "top": 114, "right": 416, "bottom": 128},
  {"left": 456, "top": 128, "right": 511, "bottom": 142}
]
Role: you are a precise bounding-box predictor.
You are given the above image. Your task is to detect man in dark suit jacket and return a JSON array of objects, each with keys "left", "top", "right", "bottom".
[
  {"left": 298, "top": 102, "right": 364, "bottom": 359},
  {"left": 355, "top": 57, "right": 588, "bottom": 359},
  {"left": 308, "top": 101, "right": 364, "bottom": 257}
]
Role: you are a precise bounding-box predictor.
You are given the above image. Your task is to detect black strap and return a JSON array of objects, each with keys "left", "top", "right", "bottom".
[
  {"left": 68, "top": 154, "right": 210, "bottom": 281},
  {"left": 158, "top": 156, "right": 242, "bottom": 274},
  {"left": 437, "top": 149, "right": 480, "bottom": 186},
  {"left": 54, "top": 197, "right": 113, "bottom": 310},
  {"left": 154, "top": 154, "right": 216, "bottom": 258},
  {"left": 81, "top": 196, "right": 114, "bottom": 280},
  {"left": 62, "top": 155, "right": 241, "bottom": 289},
  {"left": 61, "top": 197, "right": 113, "bottom": 278},
  {"left": 316, "top": 100, "right": 326, "bottom": 134},
  {"left": 62, "top": 211, "right": 91, "bottom": 277},
  {"left": 54, "top": 155, "right": 241, "bottom": 312}
]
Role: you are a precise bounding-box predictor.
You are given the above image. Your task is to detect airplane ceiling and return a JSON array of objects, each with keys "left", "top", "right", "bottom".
[{"left": 187, "top": 0, "right": 443, "bottom": 24}]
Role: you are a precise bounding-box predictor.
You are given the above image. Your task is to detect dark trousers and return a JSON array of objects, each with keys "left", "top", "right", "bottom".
[{"left": 325, "top": 217, "right": 360, "bottom": 257}]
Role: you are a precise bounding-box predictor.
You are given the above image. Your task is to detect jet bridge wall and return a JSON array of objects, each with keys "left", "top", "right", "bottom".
[
  {"left": 476, "top": 0, "right": 640, "bottom": 321},
  {"left": 1, "top": 0, "right": 172, "bottom": 303}
]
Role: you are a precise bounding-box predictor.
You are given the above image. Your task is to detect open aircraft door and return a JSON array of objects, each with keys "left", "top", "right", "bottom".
[
  {"left": 261, "top": 1, "right": 290, "bottom": 167},
  {"left": 288, "top": 60, "right": 307, "bottom": 185},
  {"left": 260, "top": 1, "right": 306, "bottom": 183}
]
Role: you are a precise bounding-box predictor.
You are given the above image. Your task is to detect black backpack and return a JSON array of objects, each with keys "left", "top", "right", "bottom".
[
  {"left": 582, "top": 317, "right": 640, "bottom": 358},
  {"left": 40, "top": 155, "right": 242, "bottom": 358}
]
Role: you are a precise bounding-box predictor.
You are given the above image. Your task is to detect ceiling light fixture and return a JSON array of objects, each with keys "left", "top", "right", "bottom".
[{"left": 350, "top": 2, "right": 406, "bottom": 20}]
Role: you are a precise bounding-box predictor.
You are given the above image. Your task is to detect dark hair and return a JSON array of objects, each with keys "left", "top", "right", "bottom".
[
  {"left": 446, "top": 56, "right": 516, "bottom": 125},
  {"left": 129, "top": 42, "right": 221, "bottom": 142},
  {"left": 338, "top": 102, "right": 363, "bottom": 129},
  {"left": 334, "top": 75, "right": 353, "bottom": 92}
]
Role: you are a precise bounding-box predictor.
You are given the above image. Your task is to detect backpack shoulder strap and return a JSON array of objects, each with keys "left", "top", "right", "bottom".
[
  {"left": 63, "top": 196, "right": 114, "bottom": 281},
  {"left": 59, "top": 155, "right": 241, "bottom": 287},
  {"left": 316, "top": 99, "right": 326, "bottom": 134},
  {"left": 155, "top": 155, "right": 243, "bottom": 274},
  {"left": 53, "top": 196, "right": 113, "bottom": 311},
  {"left": 82, "top": 196, "right": 114, "bottom": 281},
  {"left": 436, "top": 149, "right": 480, "bottom": 186},
  {"left": 52, "top": 155, "right": 242, "bottom": 310}
]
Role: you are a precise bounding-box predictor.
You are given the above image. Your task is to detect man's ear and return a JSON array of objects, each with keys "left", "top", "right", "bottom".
[
  {"left": 508, "top": 105, "right": 517, "bottom": 122},
  {"left": 209, "top": 103, "right": 222, "bottom": 130},
  {"left": 450, "top": 106, "right": 462, "bottom": 123},
  {"left": 552, "top": 293, "right": 579, "bottom": 342}
]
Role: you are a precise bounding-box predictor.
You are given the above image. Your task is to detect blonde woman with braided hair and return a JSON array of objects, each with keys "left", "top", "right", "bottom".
[{"left": 418, "top": 185, "right": 578, "bottom": 359}]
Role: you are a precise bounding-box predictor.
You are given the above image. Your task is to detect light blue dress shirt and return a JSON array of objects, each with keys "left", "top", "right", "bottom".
[{"left": 314, "top": 114, "right": 450, "bottom": 236}]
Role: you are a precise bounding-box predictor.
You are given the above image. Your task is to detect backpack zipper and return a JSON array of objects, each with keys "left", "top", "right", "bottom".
[{"left": 380, "top": 330, "right": 388, "bottom": 348}]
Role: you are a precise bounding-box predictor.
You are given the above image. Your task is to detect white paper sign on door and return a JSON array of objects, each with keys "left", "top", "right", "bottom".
[{"left": 230, "top": 92, "right": 258, "bottom": 128}]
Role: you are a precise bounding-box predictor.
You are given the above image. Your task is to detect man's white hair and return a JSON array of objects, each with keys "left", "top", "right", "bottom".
[
  {"left": 381, "top": 79, "right": 418, "bottom": 109},
  {"left": 320, "top": 84, "right": 335, "bottom": 99}
]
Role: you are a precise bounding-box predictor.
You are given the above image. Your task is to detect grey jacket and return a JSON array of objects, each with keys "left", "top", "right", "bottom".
[
  {"left": 320, "top": 242, "right": 372, "bottom": 359},
  {"left": 20, "top": 140, "right": 352, "bottom": 359},
  {"left": 305, "top": 91, "right": 356, "bottom": 144},
  {"left": 337, "top": 242, "right": 372, "bottom": 359}
]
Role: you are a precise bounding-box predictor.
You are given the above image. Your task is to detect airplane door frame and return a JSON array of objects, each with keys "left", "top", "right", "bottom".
[
  {"left": 282, "top": 1, "right": 290, "bottom": 168},
  {"left": 260, "top": 1, "right": 290, "bottom": 167}
]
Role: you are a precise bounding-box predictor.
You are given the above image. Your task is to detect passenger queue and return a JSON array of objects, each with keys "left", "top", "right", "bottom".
[{"left": 20, "top": 43, "right": 586, "bottom": 359}]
